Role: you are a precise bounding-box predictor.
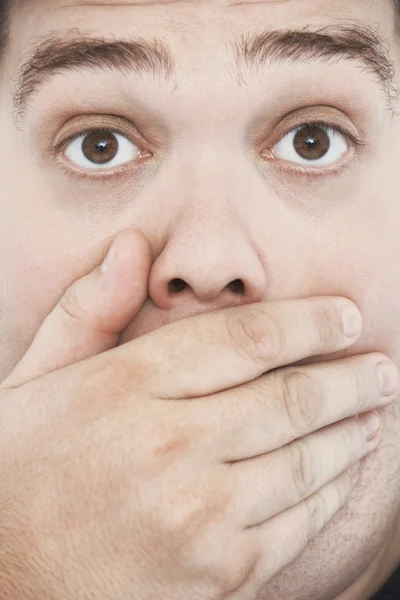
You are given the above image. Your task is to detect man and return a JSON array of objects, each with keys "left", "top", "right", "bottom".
[{"left": 1, "top": 0, "right": 400, "bottom": 598}]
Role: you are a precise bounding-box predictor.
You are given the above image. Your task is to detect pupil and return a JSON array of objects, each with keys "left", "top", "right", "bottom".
[
  {"left": 96, "top": 141, "right": 109, "bottom": 153},
  {"left": 305, "top": 137, "right": 317, "bottom": 148},
  {"left": 82, "top": 131, "right": 119, "bottom": 164},
  {"left": 294, "top": 125, "right": 330, "bottom": 160}
]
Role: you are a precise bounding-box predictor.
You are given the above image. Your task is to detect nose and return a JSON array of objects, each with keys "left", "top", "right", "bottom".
[{"left": 149, "top": 210, "right": 267, "bottom": 311}]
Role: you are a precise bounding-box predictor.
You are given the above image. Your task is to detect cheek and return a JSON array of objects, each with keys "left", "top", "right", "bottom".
[
  {"left": 255, "top": 213, "right": 400, "bottom": 600},
  {"left": 0, "top": 193, "right": 107, "bottom": 380},
  {"left": 331, "top": 232, "right": 400, "bottom": 366},
  {"left": 0, "top": 225, "right": 70, "bottom": 378},
  {"left": 284, "top": 215, "right": 400, "bottom": 366}
]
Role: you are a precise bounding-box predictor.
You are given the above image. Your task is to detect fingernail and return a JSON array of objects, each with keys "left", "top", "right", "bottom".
[
  {"left": 341, "top": 304, "right": 362, "bottom": 338},
  {"left": 359, "top": 411, "right": 380, "bottom": 441},
  {"left": 377, "top": 362, "right": 400, "bottom": 397},
  {"left": 101, "top": 241, "right": 117, "bottom": 274}
]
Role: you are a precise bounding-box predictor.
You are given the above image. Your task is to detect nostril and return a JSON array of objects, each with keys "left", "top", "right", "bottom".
[
  {"left": 168, "top": 278, "right": 187, "bottom": 294},
  {"left": 227, "top": 279, "right": 245, "bottom": 295}
]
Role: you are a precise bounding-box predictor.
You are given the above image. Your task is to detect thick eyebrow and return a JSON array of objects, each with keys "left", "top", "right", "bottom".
[
  {"left": 234, "top": 24, "right": 399, "bottom": 113},
  {"left": 13, "top": 23, "right": 399, "bottom": 120},
  {"left": 13, "top": 33, "right": 176, "bottom": 118}
]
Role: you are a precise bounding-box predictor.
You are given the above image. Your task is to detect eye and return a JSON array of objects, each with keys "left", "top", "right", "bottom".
[
  {"left": 64, "top": 129, "right": 141, "bottom": 170},
  {"left": 272, "top": 123, "right": 349, "bottom": 167}
]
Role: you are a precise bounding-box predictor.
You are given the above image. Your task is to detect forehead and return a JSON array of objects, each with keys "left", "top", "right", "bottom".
[
  {"left": 14, "top": 0, "right": 393, "bottom": 33},
  {"left": 8, "top": 0, "right": 394, "bottom": 89},
  {"left": 9, "top": 0, "right": 396, "bottom": 106},
  {"left": 28, "top": 0, "right": 389, "bottom": 7}
]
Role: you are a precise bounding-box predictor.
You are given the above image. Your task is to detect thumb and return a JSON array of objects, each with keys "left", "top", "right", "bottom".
[{"left": 1, "top": 228, "right": 152, "bottom": 389}]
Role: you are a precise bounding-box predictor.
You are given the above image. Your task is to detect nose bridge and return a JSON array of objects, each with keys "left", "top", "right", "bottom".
[
  {"left": 148, "top": 183, "right": 267, "bottom": 309},
  {"left": 167, "top": 200, "right": 247, "bottom": 273}
]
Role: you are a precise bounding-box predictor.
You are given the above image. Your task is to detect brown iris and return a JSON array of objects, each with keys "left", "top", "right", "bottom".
[
  {"left": 293, "top": 125, "right": 330, "bottom": 160},
  {"left": 82, "top": 131, "right": 119, "bottom": 164}
]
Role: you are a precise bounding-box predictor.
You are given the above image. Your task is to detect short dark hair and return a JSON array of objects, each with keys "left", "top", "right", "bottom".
[
  {"left": 0, "top": 0, "right": 10, "bottom": 56},
  {"left": 396, "top": 1, "right": 400, "bottom": 35}
]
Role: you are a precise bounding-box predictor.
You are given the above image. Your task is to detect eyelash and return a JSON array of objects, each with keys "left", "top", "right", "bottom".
[
  {"left": 54, "top": 126, "right": 149, "bottom": 182},
  {"left": 55, "top": 119, "right": 367, "bottom": 183},
  {"left": 262, "top": 119, "right": 366, "bottom": 180}
]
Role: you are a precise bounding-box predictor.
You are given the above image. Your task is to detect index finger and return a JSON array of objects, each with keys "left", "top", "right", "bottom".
[{"left": 114, "top": 296, "right": 361, "bottom": 399}]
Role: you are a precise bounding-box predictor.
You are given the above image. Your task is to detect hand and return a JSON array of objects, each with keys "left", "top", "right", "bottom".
[{"left": 0, "top": 229, "right": 398, "bottom": 600}]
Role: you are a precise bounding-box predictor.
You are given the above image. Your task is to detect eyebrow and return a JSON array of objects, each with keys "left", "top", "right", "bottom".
[
  {"left": 234, "top": 24, "right": 398, "bottom": 112},
  {"left": 13, "top": 23, "right": 399, "bottom": 119},
  {"left": 13, "top": 34, "right": 176, "bottom": 118}
]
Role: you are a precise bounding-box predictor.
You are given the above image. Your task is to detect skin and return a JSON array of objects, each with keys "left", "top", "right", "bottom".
[{"left": 1, "top": 0, "right": 400, "bottom": 598}]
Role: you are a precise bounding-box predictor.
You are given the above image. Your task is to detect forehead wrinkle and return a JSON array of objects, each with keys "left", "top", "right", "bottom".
[
  {"left": 55, "top": 0, "right": 196, "bottom": 8},
  {"left": 58, "top": 0, "right": 292, "bottom": 5}
]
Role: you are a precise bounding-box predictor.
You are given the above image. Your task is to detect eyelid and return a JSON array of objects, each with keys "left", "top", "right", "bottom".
[
  {"left": 279, "top": 119, "right": 366, "bottom": 150},
  {"left": 53, "top": 114, "right": 149, "bottom": 152},
  {"left": 259, "top": 118, "right": 367, "bottom": 180},
  {"left": 53, "top": 110, "right": 368, "bottom": 183},
  {"left": 256, "top": 105, "right": 367, "bottom": 150}
]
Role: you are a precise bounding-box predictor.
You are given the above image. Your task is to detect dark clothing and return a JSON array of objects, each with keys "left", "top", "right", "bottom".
[{"left": 371, "top": 566, "right": 400, "bottom": 599}]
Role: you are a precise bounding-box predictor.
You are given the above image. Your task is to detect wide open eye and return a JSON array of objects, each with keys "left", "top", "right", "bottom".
[
  {"left": 64, "top": 129, "right": 141, "bottom": 170},
  {"left": 272, "top": 123, "right": 348, "bottom": 167}
]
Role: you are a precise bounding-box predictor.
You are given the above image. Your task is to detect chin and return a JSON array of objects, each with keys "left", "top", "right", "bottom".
[
  {"left": 119, "top": 306, "right": 400, "bottom": 600},
  {"left": 256, "top": 403, "right": 400, "bottom": 600}
]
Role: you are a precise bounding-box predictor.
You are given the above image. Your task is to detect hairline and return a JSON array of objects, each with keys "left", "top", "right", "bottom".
[{"left": 0, "top": 0, "right": 10, "bottom": 61}]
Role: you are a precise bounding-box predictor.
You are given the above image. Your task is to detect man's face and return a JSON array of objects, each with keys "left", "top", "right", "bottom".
[{"left": 2, "top": 0, "right": 400, "bottom": 598}]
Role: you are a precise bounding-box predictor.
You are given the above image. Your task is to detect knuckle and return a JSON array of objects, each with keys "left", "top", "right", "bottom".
[
  {"left": 156, "top": 479, "right": 229, "bottom": 549},
  {"left": 145, "top": 405, "right": 206, "bottom": 468},
  {"left": 358, "top": 353, "right": 389, "bottom": 404},
  {"left": 59, "top": 283, "right": 90, "bottom": 325},
  {"left": 78, "top": 352, "right": 152, "bottom": 410},
  {"left": 280, "top": 370, "right": 323, "bottom": 435},
  {"left": 289, "top": 439, "right": 318, "bottom": 500},
  {"left": 353, "top": 363, "right": 367, "bottom": 411},
  {"left": 369, "top": 351, "right": 390, "bottom": 364},
  {"left": 149, "top": 420, "right": 194, "bottom": 465},
  {"left": 208, "top": 545, "right": 260, "bottom": 596},
  {"left": 334, "top": 473, "right": 352, "bottom": 508},
  {"left": 87, "top": 357, "right": 127, "bottom": 396},
  {"left": 226, "top": 307, "right": 285, "bottom": 367},
  {"left": 337, "top": 420, "right": 357, "bottom": 457},
  {"left": 313, "top": 305, "right": 338, "bottom": 347},
  {"left": 74, "top": 357, "right": 140, "bottom": 421},
  {"left": 304, "top": 491, "right": 328, "bottom": 542}
]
